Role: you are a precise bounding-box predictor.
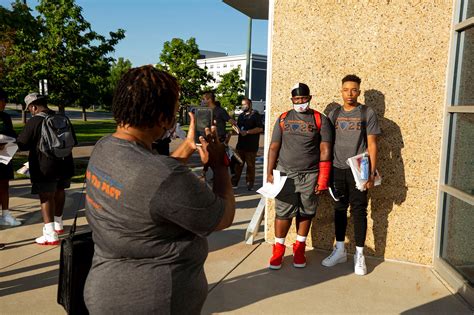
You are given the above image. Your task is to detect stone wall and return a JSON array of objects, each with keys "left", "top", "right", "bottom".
[{"left": 266, "top": 0, "right": 453, "bottom": 265}]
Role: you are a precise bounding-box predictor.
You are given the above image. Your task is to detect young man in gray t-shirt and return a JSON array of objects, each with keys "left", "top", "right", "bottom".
[
  {"left": 267, "top": 83, "right": 333, "bottom": 270},
  {"left": 321, "top": 75, "right": 381, "bottom": 276}
]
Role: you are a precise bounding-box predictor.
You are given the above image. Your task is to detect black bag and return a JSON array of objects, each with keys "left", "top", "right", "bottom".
[{"left": 57, "top": 209, "right": 94, "bottom": 315}]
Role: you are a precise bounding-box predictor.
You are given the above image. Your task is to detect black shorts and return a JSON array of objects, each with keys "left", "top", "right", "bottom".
[
  {"left": 0, "top": 163, "right": 14, "bottom": 180},
  {"left": 31, "top": 178, "right": 71, "bottom": 194}
]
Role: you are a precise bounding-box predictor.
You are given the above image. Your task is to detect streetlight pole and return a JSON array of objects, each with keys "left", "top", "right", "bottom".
[{"left": 245, "top": 17, "right": 252, "bottom": 98}]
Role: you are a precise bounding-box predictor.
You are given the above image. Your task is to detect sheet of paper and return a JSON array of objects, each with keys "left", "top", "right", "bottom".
[
  {"left": 0, "top": 142, "right": 18, "bottom": 165},
  {"left": 231, "top": 125, "right": 240, "bottom": 134},
  {"left": 256, "top": 170, "right": 287, "bottom": 199},
  {"left": 17, "top": 162, "right": 30, "bottom": 177},
  {"left": 346, "top": 152, "right": 382, "bottom": 191}
]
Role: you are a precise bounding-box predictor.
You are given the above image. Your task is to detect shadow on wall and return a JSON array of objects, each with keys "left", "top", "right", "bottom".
[
  {"left": 364, "top": 89, "right": 407, "bottom": 257},
  {"left": 311, "top": 90, "right": 407, "bottom": 259}
]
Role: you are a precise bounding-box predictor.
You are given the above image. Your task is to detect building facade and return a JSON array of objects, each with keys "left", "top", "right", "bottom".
[
  {"left": 226, "top": 0, "right": 474, "bottom": 306},
  {"left": 197, "top": 53, "right": 267, "bottom": 101}
]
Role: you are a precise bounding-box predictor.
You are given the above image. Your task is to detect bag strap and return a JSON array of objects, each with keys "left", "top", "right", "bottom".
[
  {"left": 279, "top": 111, "right": 289, "bottom": 130},
  {"left": 313, "top": 110, "right": 321, "bottom": 132},
  {"left": 69, "top": 179, "right": 87, "bottom": 237},
  {"left": 279, "top": 109, "right": 321, "bottom": 132}
]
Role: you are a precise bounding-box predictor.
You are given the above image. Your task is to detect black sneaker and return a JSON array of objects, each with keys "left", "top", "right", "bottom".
[{"left": 247, "top": 182, "right": 254, "bottom": 191}]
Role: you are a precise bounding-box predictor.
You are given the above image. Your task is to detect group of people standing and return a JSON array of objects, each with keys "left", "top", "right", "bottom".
[
  {"left": 0, "top": 89, "right": 76, "bottom": 249},
  {"left": 199, "top": 91, "right": 264, "bottom": 192},
  {"left": 267, "top": 75, "right": 381, "bottom": 276}
]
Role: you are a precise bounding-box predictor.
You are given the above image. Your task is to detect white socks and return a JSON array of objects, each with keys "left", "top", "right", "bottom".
[
  {"left": 296, "top": 235, "right": 307, "bottom": 243},
  {"left": 275, "top": 237, "right": 285, "bottom": 245},
  {"left": 54, "top": 216, "right": 63, "bottom": 225},
  {"left": 45, "top": 222, "right": 54, "bottom": 234},
  {"left": 276, "top": 235, "right": 307, "bottom": 245},
  {"left": 336, "top": 241, "right": 345, "bottom": 251},
  {"left": 356, "top": 246, "right": 364, "bottom": 255},
  {"left": 2, "top": 209, "right": 9, "bottom": 217}
]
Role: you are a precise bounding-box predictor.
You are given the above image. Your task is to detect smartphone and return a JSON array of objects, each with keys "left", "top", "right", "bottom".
[{"left": 193, "top": 107, "right": 213, "bottom": 144}]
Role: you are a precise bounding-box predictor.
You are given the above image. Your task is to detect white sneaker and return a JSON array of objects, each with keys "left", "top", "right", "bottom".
[
  {"left": 321, "top": 247, "right": 347, "bottom": 267},
  {"left": 35, "top": 228, "right": 59, "bottom": 246},
  {"left": 1, "top": 213, "right": 21, "bottom": 226},
  {"left": 354, "top": 253, "right": 367, "bottom": 276}
]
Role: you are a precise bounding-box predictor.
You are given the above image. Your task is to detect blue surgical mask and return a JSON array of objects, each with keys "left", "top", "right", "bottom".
[{"left": 294, "top": 102, "right": 309, "bottom": 113}]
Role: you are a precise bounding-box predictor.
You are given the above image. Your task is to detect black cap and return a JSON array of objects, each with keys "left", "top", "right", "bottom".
[{"left": 291, "top": 83, "right": 310, "bottom": 97}]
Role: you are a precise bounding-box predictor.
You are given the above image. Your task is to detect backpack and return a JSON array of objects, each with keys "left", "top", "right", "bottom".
[
  {"left": 37, "top": 112, "right": 75, "bottom": 159},
  {"left": 279, "top": 109, "right": 322, "bottom": 132}
]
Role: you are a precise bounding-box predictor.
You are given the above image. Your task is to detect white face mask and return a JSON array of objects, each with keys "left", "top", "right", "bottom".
[{"left": 293, "top": 102, "right": 309, "bottom": 113}]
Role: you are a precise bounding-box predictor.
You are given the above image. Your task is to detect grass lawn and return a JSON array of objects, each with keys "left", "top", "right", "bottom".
[
  {"left": 11, "top": 155, "right": 88, "bottom": 183},
  {"left": 13, "top": 119, "right": 117, "bottom": 144}
]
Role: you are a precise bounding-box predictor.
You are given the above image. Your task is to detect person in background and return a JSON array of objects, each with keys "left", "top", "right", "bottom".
[
  {"left": 231, "top": 98, "right": 263, "bottom": 190},
  {"left": 200, "top": 92, "right": 236, "bottom": 181},
  {"left": 321, "top": 74, "right": 381, "bottom": 276},
  {"left": 16, "top": 93, "right": 76, "bottom": 245},
  {"left": 0, "top": 87, "right": 20, "bottom": 226},
  {"left": 267, "top": 83, "right": 332, "bottom": 269},
  {"left": 84, "top": 66, "right": 235, "bottom": 314}
]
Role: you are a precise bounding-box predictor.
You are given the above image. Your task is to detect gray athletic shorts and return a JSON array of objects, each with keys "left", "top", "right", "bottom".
[
  {"left": 275, "top": 166, "right": 319, "bottom": 219},
  {"left": 31, "top": 179, "right": 71, "bottom": 194}
]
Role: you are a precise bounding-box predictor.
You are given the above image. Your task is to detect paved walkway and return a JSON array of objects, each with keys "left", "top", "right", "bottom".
[{"left": 0, "top": 138, "right": 472, "bottom": 314}]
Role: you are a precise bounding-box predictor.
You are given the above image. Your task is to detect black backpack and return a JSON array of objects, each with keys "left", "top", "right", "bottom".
[{"left": 37, "top": 112, "right": 75, "bottom": 159}]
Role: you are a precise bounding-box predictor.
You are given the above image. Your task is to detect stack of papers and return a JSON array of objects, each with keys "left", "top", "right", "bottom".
[
  {"left": 17, "top": 162, "right": 30, "bottom": 177},
  {"left": 257, "top": 170, "right": 287, "bottom": 198},
  {"left": 231, "top": 125, "right": 241, "bottom": 134},
  {"left": 0, "top": 134, "right": 18, "bottom": 165},
  {"left": 346, "top": 152, "right": 382, "bottom": 191}
]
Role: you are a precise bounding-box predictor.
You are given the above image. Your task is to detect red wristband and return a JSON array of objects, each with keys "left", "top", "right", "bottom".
[{"left": 317, "top": 161, "right": 331, "bottom": 190}]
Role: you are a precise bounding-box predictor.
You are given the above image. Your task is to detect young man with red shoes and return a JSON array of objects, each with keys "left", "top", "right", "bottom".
[{"left": 267, "top": 83, "right": 332, "bottom": 269}]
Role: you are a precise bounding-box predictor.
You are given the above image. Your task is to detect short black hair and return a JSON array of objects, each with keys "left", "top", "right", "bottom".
[
  {"left": 0, "top": 87, "right": 7, "bottom": 102},
  {"left": 342, "top": 74, "right": 361, "bottom": 85},
  {"left": 31, "top": 98, "right": 48, "bottom": 107},
  {"left": 112, "top": 66, "right": 179, "bottom": 128},
  {"left": 202, "top": 91, "right": 215, "bottom": 102}
]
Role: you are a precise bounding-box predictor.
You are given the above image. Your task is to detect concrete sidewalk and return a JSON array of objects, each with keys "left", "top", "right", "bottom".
[{"left": 0, "top": 148, "right": 472, "bottom": 314}]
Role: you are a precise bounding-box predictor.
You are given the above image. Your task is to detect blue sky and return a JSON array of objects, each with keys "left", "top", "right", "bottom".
[{"left": 1, "top": 0, "right": 268, "bottom": 66}]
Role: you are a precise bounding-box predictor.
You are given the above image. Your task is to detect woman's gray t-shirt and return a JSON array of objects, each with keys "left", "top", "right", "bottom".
[{"left": 84, "top": 135, "right": 224, "bottom": 314}]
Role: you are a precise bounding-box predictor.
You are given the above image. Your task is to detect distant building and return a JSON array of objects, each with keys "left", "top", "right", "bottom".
[
  {"left": 197, "top": 53, "right": 267, "bottom": 102},
  {"left": 198, "top": 50, "right": 227, "bottom": 59}
]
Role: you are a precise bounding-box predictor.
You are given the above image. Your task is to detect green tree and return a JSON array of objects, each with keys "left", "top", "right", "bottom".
[
  {"left": 2, "top": 0, "right": 125, "bottom": 121},
  {"left": 216, "top": 66, "right": 245, "bottom": 112},
  {"left": 1, "top": 0, "right": 41, "bottom": 121},
  {"left": 100, "top": 57, "right": 132, "bottom": 110},
  {"left": 157, "top": 37, "right": 213, "bottom": 106}
]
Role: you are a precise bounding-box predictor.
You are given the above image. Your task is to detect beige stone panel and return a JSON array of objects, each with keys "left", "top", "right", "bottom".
[{"left": 267, "top": 0, "right": 453, "bottom": 264}]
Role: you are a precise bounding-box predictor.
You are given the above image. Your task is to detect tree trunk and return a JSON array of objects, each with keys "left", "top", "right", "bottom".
[
  {"left": 82, "top": 106, "right": 87, "bottom": 121},
  {"left": 21, "top": 104, "right": 27, "bottom": 124}
]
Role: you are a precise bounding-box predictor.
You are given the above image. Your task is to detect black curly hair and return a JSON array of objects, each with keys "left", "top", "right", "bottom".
[
  {"left": 342, "top": 74, "right": 361, "bottom": 85},
  {"left": 112, "top": 65, "right": 179, "bottom": 128}
]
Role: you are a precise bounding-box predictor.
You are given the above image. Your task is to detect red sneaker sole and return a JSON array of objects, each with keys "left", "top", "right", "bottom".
[{"left": 36, "top": 241, "right": 60, "bottom": 246}]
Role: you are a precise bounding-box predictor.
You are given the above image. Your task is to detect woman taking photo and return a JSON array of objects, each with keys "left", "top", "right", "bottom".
[{"left": 84, "top": 66, "right": 235, "bottom": 314}]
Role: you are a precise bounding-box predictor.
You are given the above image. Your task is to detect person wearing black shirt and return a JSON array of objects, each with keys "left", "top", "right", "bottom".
[
  {"left": 17, "top": 93, "right": 76, "bottom": 245},
  {"left": 0, "top": 87, "right": 20, "bottom": 227},
  {"left": 231, "top": 98, "right": 263, "bottom": 190}
]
